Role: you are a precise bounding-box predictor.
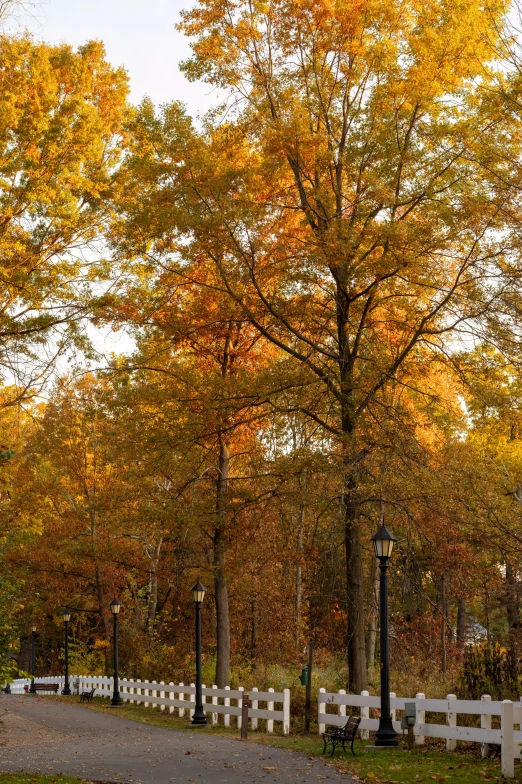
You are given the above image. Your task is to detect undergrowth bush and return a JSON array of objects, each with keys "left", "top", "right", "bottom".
[{"left": 459, "top": 642, "right": 520, "bottom": 700}]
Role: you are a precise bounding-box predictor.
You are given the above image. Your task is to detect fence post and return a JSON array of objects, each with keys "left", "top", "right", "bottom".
[
  {"left": 360, "top": 690, "right": 369, "bottom": 741},
  {"left": 178, "top": 683, "right": 184, "bottom": 718},
  {"left": 251, "top": 687, "right": 258, "bottom": 730},
  {"left": 267, "top": 687, "right": 274, "bottom": 733},
  {"left": 160, "top": 682, "right": 165, "bottom": 712},
  {"left": 144, "top": 679, "right": 149, "bottom": 708},
  {"left": 415, "top": 693, "right": 425, "bottom": 745},
  {"left": 241, "top": 691, "right": 249, "bottom": 740},
  {"left": 152, "top": 680, "right": 157, "bottom": 709},
  {"left": 202, "top": 684, "right": 207, "bottom": 718},
  {"left": 212, "top": 685, "right": 218, "bottom": 726},
  {"left": 390, "top": 692, "right": 396, "bottom": 723},
  {"left": 318, "top": 688, "right": 326, "bottom": 735},
  {"left": 481, "top": 694, "right": 491, "bottom": 759},
  {"left": 338, "top": 689, "right": 346, "bottom": 721},
  {"left": 283, "top": 688, "right": 290, "bottom": 736},
  {"left": 169, "top": 682, "right": 175, "bottom": 714},
  {"left": 238, "top": 686, "right": 244, "bottom": 730},
  {"left": 190, "top": 683, "right": 195, "bottom": 719},
  {"left": 224, "top": 685, "right": 230, "bottom": 728},
  {"left": 446, "top": 694, "right": 457, "bottom": 751},
  {"left": 502, "top": 700, "right": 515, "bottom": 778}
]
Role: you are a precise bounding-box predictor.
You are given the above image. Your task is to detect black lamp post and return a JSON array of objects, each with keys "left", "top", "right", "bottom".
[
  {"left": 29, "top": 626, "right": 36, "bottom": 694},
  {"left": 110, "top": 597, "right": 123, "bottom": 707},
  {"left": 62, "top": 608, "right": 71, "bottom": 696},
  {"left": 371, "top": 524, "right": 398, "bottom": 747},
  {"left": 191, "top": 581, "right": 207, "bottom": 726}
]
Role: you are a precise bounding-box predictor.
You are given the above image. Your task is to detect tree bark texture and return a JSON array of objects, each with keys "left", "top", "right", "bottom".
[
  {"left": 339, "top": 280, "right": 368, "bottom": 693},
  {"left": 146, "top": 537, "right": 163, "bottom": 636},
  {"left": 457, "top": 598, "right": 467, "bottom": 646},
  {"left": 506, "top": 561, "right": 520, "bottom": 630},
  {"left": 366, "top": 554, "right": 379, "bottom": 670},
  {"left": 296, "top": 504, "right": 304, "bottom": 648},
  {"left": 214, "top": 433, "right": 230, "bottom": 688},
  {"left": 250, "top": 599, "right": 258, "bottom": 661},
  {"left": 440, "top": 576, "right": 447, "bottom": 678},
  {"left": 344, "top": 498, "right": 368, "bottom": 692}
]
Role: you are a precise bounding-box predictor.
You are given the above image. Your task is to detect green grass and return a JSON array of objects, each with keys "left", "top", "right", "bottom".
[
  {"left": 266, "top": 737, "right": 517, "bottom": 783},
  {"left": 50, "top": 695, "right": 522, "bottom": 783}
]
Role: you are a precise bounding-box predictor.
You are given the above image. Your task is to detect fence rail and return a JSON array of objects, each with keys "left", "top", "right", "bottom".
[
  {"left": 318, "top": 689, "right": 522, "bottom": 777},
  {"left": 10, "top": 675, "right": 290, "bottom": 735}
]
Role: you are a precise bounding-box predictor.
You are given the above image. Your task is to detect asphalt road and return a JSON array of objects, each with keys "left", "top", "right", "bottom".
[{"left": 0, "top": 695, "right": 355, "bottom": 783}]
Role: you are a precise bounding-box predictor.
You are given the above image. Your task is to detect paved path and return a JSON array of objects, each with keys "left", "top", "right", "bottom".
[{"left": 0, "top": 696, "right": 354, "bottom": 783}]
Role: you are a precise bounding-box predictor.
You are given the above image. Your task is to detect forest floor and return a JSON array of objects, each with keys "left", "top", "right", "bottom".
[{"left": 61, "top": 697, "right": 522, "bottom": 783}]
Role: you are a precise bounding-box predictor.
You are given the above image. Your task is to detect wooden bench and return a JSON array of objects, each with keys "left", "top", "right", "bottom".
[
  {"left": 34, "top": 683, "right": 59, "bottom": 694},
  {"left": 322, "top": 716, "right": 361, "bottom": 756},
  {"left": 80, "top": 688, "right": 95, "bottom": 703}
]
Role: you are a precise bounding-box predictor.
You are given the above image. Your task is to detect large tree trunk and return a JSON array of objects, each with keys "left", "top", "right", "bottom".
[
  {"left": 440, "top": 576, "right": 447, "bottom": 678},
  {"left": 366, "top": 555, "right": 379, "bottom": 671},
  {"left": 295, "top": 504, "right": 304, "bottom": 647},
  {"left": 146, "top": 537, "right": 162, "bottom": 636},
  {"left": 214, "top": 433, "right": 230, "bottom": 688},
  {"left": 506, "top": 561, "right": 520, "bottom": 630},
  {"left": 457, "top": 598, "right": 467, "bottom": 646},
  {"left": 250, "top": 599, "right": 258, "bottom": 661},
  {"left": 339, "top": 286, "right": 368, "bottom": 692},
  {"left": 344, "top": 491, "right": 368, "bottom": 692},
  {"left": 18, "top": 637, "right": 31, "bottom": 673}
]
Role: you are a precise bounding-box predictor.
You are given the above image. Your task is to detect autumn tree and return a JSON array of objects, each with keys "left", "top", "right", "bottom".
[
  {"left": 156, "top": 0, "right": 522, "bottom": 690},
  {"left": 106, "top": 99, "right": 304, "bottom": 685},
  {"left": 0, "top": 36, "right": 128, "bottom": 405}
]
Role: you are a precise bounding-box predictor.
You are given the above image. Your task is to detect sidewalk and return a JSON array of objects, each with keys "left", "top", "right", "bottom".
[{"left": 0, "top": 695, "right": 351, "bottom": 783}]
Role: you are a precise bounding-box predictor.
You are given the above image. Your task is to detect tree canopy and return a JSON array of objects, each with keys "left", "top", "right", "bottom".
[{"left": 2, "top": 0, "right": 522, "bottom": 699}]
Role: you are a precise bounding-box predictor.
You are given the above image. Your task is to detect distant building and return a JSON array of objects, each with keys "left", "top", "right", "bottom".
[{"left": 465, "top": 621, "right": 488, "bottom": 646}]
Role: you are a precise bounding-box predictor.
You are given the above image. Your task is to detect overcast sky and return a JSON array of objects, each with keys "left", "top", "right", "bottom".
[{"left": 19, "top": 0, "right": 214, "bottom": 115}]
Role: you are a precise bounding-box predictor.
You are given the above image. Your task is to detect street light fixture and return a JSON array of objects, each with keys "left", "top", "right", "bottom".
[
  {"left": 371, "top": 524, "right": 398, "bottom": 747},
  {"left": 62, "top": 608, "right": 71, "bottom": 696},
  {"left": 191, "top": 581, "right": 207, "bottom": 726},
  {"left": 29, "top": 626, "right": 36, "bottom": 694},
  {"left": 110, "top": 597, "right": 123, "bottom": 707}
]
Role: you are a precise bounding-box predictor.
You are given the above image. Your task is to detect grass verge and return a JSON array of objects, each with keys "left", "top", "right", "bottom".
[{"left": 49, "top": 696, "right": 521, "bottom": 783}]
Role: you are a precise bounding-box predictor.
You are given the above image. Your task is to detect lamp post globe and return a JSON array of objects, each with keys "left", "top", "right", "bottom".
[
  {"left": 29, "top": 626, "right": 37, "bottom": 694},
  {"left": 191, "top": 581, "right": 207, "bottom": 726},
  {"left": 371, "top": 524, "right": 398, "bottom": 748},
  {"left": 110, "top": 597, "right": 123, "bottom": 707},
  {"left": 61, "top": 609, "right": 72, "bottom": 695}
]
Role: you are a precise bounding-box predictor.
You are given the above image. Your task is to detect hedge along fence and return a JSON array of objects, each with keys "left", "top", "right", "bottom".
[
  {"left": 10, "top": 675, "right": 291, "bottom": 736},
  {"left": 318, "top": 689, "right": 522, "bottom": 778}
]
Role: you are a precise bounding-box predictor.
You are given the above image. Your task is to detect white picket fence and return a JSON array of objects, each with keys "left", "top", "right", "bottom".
[
  {"left": 10, "top": 675, "right": 290, "bottom": 735},
  {"left": 319, "top": 689, "right": 522, "bottom": 777}
]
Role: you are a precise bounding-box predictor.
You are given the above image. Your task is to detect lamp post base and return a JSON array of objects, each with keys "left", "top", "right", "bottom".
[
  {"left": 29, "top": 680, "right": 36, "bottom": 694},
  {"left": 374, "top": 716, "right": 399, "bottom": 747},
  {"left": 191, "top": 712, "right": 207, "bottom": 726},
  {"left": 62, "top": 687, "right": 72, "bottom": 696},
  {"left": 111, "top": 694, "right": 123, "bottom": 707}
]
